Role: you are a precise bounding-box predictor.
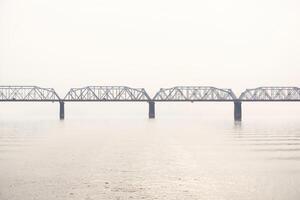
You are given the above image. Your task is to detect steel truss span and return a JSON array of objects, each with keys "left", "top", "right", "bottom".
[
  {"left": 239, "top": 87, "right": 300, "bottom": 101},
  {"left": 153, "top": 86, "right": 237, "bottom": 101},
  {"left": 0, "top": 86, "right": 60, "bottom": 101},
  {"left": 64, "top": 86, "right": 151, "bottom": 101},
  {"left": 1, "top": 85, "right": 300, "bottom": 121}
]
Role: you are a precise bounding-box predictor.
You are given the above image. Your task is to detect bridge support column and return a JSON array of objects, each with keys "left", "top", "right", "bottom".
[
  {"left": 59, "top": 101, "right": 65, "bottom": 120},
  {"left": 148, "top": 101, "right": 155, "bottom": 119},
  {"left": 234, "top": 101, "right": 242, "bottom": 121}
]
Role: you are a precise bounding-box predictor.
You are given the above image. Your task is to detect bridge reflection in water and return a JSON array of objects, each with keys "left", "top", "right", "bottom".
[{"left": 0, "top": 86, "right": 299, "bottom": 121}]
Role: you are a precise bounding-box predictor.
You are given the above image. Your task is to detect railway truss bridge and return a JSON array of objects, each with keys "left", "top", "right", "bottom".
[{"left": 0, "top": 86, "right": 300, "bottom": 121}]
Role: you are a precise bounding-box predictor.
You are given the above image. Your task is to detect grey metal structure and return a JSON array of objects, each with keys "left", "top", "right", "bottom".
[
  {"left": 63, "top": 86, "right": 154, "bottom": 119},
  {"left": 0, "top": 86, "right": 64, "bottom": 119},
  {"left": 64, "top": 86, "right": 151, "bottom": 101},
  {"left": 1, "top": 85, "right": 299, "bottom": 121},
  {"left": 239, "top": 87, "right": 300, "bottom": 101},
  {"left": 153, "top": 86, "right": 236, "bottom": 101},
  {"left": 153, "top": 86, "right": 239, "bottom": 120},
  {"left": 0, "top": 86, "right": 60, "bottom": 101},
  {"left": 234, "top": 87, "right": 300, "bottom": 121}
]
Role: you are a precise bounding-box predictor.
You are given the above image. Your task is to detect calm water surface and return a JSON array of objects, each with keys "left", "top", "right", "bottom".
[{"left": 0, "top": 117, "right": 300, "bottom": 200}]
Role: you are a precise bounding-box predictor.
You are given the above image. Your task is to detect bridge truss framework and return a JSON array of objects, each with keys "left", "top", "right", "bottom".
[{"left": 0, "top": 86, "right": 299, "bottom": 121}]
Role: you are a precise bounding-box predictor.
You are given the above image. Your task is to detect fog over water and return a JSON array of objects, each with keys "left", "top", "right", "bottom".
[
  {"left": 1, "top": 114, "right": 300, "bottom": 200},
  {"left": 1, "top": 0, "right": 300, "bottom": 199},
  {"left": 1, "top": 105, "right": 300, "bottom": 199}
]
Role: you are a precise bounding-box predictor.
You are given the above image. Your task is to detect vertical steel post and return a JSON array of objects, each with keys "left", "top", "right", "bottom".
[
  {"left": 234, "top": 101, "right": 242, "bottom": 121},
  {"left": 59, "top": 101, "right": 65, "bottom": 120},
  {"left": 148, "top": 101, "right": 155, "bottom": 119}
]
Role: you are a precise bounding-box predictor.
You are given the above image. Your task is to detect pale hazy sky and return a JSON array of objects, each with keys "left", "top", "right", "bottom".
[{"left": 1, "top": 0, "right": 300, "bottom": 95}]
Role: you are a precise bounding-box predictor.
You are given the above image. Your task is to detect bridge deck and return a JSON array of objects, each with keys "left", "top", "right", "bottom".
[{"left": 0, "top": 86, "right": 299, "bottom": 102}]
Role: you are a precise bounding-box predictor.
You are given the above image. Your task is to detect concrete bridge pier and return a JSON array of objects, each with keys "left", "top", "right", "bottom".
[
  {"left": 148, "top": 101, "right": 155, "bottom": 119},
  {"left": 234, "top": 101, "right": 242, "bottom": 121},
  {"left": 59, "top": 101, "right": 65, "bottom": 120}
]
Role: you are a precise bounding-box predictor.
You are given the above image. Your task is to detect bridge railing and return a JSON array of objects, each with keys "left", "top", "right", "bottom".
[
  {"left": 239, "top": 87, "right": 300, "bottom": 101},
  {"left": 64, "top": 86, "right": 151, "bottom": 101},
  {"left": 0, "top": 86, "right": 60, "bottom": 101},
  {"left": 153, "top": 86, "right": 237, "bottom": 101}
]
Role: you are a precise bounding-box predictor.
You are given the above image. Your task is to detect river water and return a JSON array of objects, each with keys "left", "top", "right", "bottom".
[{"left": 0, "top": 108, "right": 300, "bottom": 199}]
